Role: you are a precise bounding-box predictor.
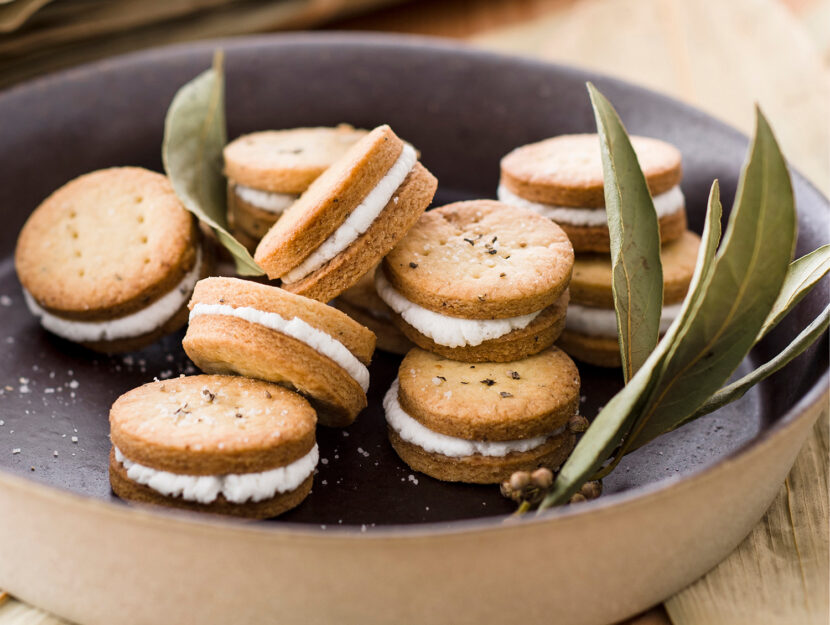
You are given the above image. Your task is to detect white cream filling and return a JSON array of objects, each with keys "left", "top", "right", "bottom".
[
  {"left": 566, "top": 301, "right": 684, "bottom": 337},
  {"left": 375, "top": 270, "right": 541, "bottom": 348},
  {"left": 234, "top": 184, "right": 297, "bottom": 214},
  {"left": 282, "top": 144, "right": 417, "bottom": 284},
  {"left": 189, "top": 303, "right": 370, "bottom": 392},
  {"left": 384, "top": 380, "right": 559, "bottom": 458},
  {"left": 23, "top": 248, "right": 203, "bottom": 343},
  {"left": 114, "top": 445, "right": 318, "bottom": 505},
  {"left": 497, "top": 184, "right": 685, "bottom": 227}
]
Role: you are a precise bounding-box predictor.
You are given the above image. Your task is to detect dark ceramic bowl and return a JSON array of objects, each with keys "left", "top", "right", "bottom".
[{"left": 0, "top": 33, "right": 826, "bottom": 625}]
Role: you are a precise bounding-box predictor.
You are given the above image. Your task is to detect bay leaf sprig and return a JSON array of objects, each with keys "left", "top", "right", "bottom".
[
  {"left": 537, "top": 96, "right": 817, "bottom": 510},
  {"left": 162, "top": 50, "right": 264, "bottom": 276},
  {"left": 588, "top": 83, "right": 663, "bottom": 382}
]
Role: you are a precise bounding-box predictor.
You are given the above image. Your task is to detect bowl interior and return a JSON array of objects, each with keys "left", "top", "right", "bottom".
[{"left": 0, "top": 34, "right": 826, "bottom": 529}]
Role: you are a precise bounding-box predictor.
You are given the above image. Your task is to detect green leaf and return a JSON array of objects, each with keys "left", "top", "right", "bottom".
[
  {"left": 162, "top": 50, "right": 263, "bottom": 276},
  {"left": 540, "top": 108, "right": 797, "bottom": 508},
  {"left": 538, "top": 180, "right": 723, "bottom": 509},
  {"left": 625, "top": 108, "right": 797, "bottom": 451},
  {"left": 588, "top": 83, "right": 663, "bottom": 382},
  {"left": 757, "top": 245, "right": 830, "bottom": 340},
  {"left": 681, "top": 303, "right": 829, "bottom": 422}
]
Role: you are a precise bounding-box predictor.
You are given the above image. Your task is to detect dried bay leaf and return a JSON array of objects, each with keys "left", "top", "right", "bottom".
[
  {"left": 162, "top": 50, "right": 263, "bottom": 276},
  {"left": 684, "top": 303, "right": 830, "bottom": 422},
  {"left": 625, "top": 109, "right": 796, "bottom": 451},
  {"left": 541, "top": 107, "right": 797, "bottom": 508},
  {"left": 539, "top": 179, "right": 724, "bottom": 509},
  {"left": 588, "top": 83, "right": 663, "bottom": 382},
  {"left": 758, "top": 245, "right": 830, "bottom": 340}
]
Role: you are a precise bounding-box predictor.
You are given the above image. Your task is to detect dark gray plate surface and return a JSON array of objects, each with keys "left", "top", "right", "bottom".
[{"left": 0, "top": 34, "right": 826, "bottom": 529}]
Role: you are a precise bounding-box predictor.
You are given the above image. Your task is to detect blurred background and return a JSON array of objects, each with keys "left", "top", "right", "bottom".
[
  {"left": 0, "top": 1, "right": 827, "bottom": 624},
  {"left": 1, "top": 0, "right": 827, "bottom": 192}
]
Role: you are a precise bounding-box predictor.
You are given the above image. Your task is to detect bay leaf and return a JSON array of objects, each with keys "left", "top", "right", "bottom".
[
  {"left": 538, "top": 180, "right": 723, "bottom": 510},
  {"left": 683, "top": 303, "right": 829, "bottom": 422},
  {"left": 541, "top": 108, "right": 797, "bottom": 508},
  {"left": 162, "top": 50, "right": 263, "bottom": 276},
  {"left": 588, "top": 83, "right": 663, "bottom": 382},
  {"left": 625, "top": 109, "right": 796, "bottom": 451},
  {"left": 757, "top": 245, "right": 830, "bottom": 340}
]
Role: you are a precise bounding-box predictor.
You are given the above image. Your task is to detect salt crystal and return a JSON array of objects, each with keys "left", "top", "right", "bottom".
[{"left": 11, "top": 448, "right": 20, "bottom": 454}]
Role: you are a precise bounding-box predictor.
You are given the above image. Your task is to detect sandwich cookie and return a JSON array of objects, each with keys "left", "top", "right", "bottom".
[
  {"left": 183, "top": 277, "right": 376, "bottom": 427},
  {"left": 558, "top": 230, "right": 701, "bottom": 367},
  {"left": 385, "top": 347, "right": 579, "bottom": 483},
  {"left": 109, "top": 374, "right": 317, "bottom": 519},
  {"left": 254, "top": 125, "right": 437, "bottom": 302},
  {"left": 224, "top": 125, "right": 368, "bottom": 251},
  {"left": 377, "top": 200, "right": 573, "bottom": 363},
  {"left": 498, "top": 134, "right": 687, "bottom": 252},
  {"left": 15, "top": 167, "right": 208, "bottom": 353},
  {"left": 331, "top": 265, "right": 413, "bottom": 355}
]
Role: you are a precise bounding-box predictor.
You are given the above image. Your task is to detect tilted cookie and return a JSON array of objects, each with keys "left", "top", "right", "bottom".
[
  {"left": 384, "top": 347, "right": 579, "bottom": 484},
  {"left": 109, "top": 374, "right": 317, "bottom": 519},
  {"left": 377, "top": 200, "right": 574, "bottom": 363},
  {"left": 254, "top": 125, "right": 437, "bottom": 302},
  {"left": 558, "top": 230, "right": 701, "bottom": 367},
  {"left": 498, "top": 134, "right": 687, "bottom": 252},
  {"left": 224, "top": 125, "right": 368, "bottom": 251},
  {"left": 183, "top": 277, "right": 376, "bottom": 427},
  {"left": 331, "top": 265, "right": 413, "bottom": 356},
  {"left": 15, "top": 167, "right": 209, "bottom": 353}
]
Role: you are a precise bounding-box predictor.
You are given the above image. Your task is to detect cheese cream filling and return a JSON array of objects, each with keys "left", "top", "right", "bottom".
[
  {"left": 566, "top": 301, "right": 684, "bottom": 337},
  {"left": 114, "top": 444, "right": 318, "bottom": 505},
  {"left": 375, "top": 270, "right": 541, "bottom": 348},
  {"left": 189, "top": 303, "right": 370, "bottom": 392},
  {"left": 282, "top": 143, "right": 418, "bottom": 284},
  {"left": 234, "top": 184, "right": 297, "bottom": 214},
  {"left": 497, "top": 184, "right": 685, "bottom": 227},
  {"left": 384, "top": 380, "right": 560, "bottom": 458},
  {"left": 23, "top": 248, "right": 203, "bottom": 343}
]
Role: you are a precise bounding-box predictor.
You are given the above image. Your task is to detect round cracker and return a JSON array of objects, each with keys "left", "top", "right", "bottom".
[
  {"left": 570, "top": 230, "right": 701, "bottom": 308},
  {"left": 397, "top": 346, "right": 580, "bottom": 441},
  {"left": 15, "top": 167, "right": 197, "bottom": 320},
  {"left": 223, "top": 124, "right": 368, "bottom": 194},
  {"left": 383, "top": 200, "right": 573, "bottom": 319},
  {"left": 109, "top": 374, "right": 316, "bottom": 475},
  {"left": 500, "top": 133, "right": 683, "bottom": 207}
]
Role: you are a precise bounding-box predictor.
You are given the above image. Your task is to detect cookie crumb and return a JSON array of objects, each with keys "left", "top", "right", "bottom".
[{"left": 200, "top": 387, "right": 215, "bottom": 403}]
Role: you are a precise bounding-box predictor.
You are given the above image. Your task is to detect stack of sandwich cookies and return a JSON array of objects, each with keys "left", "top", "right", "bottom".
[
  {"left": 184, "top": 277, "right": 375, "bottom": 427},
  {"left": 15, "top": 167, "right": 209, "bottom": 353},
  {"left": 109, "top": 375, "right": 317, "bottom": 519},
  {"left": 331, "top": 265, "right": 413, "bottom": 355},
  {"left": 498, "top": 134, "right": 687, "bottom": 252},
  {"left": 377, "top": 200, "right": 573, "bottom": 362},
  {"left": 254, "top": 125, "right": 437, "bottom": 302},
  {"left": 385, "top": 347, "right": 579, "bottom": 483},
  {"left": 224, "top": 125, "right": 367, "bottom": 251},
  {"left": 559, "top": 231, "right": 701, "bottom": 366}
]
